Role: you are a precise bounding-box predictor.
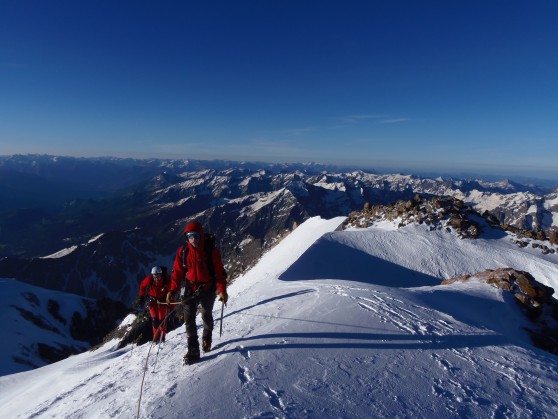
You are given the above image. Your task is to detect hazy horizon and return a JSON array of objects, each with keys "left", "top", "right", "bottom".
[
  {"left": 1, "top": 1, "right": 557, "bottom": 182},
  {"left": 2, "top": 151, "right": 558, "bottom": 186}
]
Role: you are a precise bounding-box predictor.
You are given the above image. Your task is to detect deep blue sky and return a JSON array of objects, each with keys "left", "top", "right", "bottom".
[{"left": 1, "top": 1, "right": 557, "bottom": 180}]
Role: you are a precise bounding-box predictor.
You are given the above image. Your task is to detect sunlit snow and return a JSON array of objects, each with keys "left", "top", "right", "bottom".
[
  {"left": 1, "top": 216, "right": 558, "bottom": 418},
  {"left": 40, "top": 245, "right": 78, "bottom": 259}
]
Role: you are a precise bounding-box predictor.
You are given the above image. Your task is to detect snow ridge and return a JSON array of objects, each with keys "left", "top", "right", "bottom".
[{"left": 1, "top": 216, "right": 558, "bottom": 418}]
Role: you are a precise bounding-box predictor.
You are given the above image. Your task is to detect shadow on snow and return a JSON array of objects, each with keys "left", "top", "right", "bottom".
[
  {"left": 278, "top": 237, "right": 440, "bottom": 287},
  {"left": 207, "top": 332, "right": 510, "bottom": 357}
]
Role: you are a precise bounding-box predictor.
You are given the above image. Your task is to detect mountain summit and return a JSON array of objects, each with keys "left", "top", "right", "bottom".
[{"left": 1, "top": 215, "right": 557, "bottom": 418}]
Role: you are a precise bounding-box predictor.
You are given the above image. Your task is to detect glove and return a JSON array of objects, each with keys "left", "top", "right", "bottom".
[
  {"left": 218, "top": 290, "right": 228, "bottom": 305},
  {"left": 134, "top": 296, "right": 145, "bottom": 308},
  {"left": 166, "top": 292, "right": 173, "bottom": 304}
]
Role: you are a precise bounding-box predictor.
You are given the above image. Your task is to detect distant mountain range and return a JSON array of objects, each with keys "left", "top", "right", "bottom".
[
  {"left": 1, "top": 154, "right": 558, "bottom": 375},
  {"left": 1, "top": 154, "right": 557, "bottom": 306}
]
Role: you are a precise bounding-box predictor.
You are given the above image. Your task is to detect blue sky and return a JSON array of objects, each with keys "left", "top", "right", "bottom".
[{"left": 1, "top": 1, "right": 557, "bottom": 180}]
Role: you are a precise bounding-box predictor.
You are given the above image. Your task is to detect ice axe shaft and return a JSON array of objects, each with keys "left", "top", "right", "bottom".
[{"left": 219, "top": 301, "right": 225, "bottom": 337}]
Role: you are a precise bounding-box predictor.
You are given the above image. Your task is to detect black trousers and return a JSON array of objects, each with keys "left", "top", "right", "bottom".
[{"left": 183, "top": 289, "right": 216, "bottom": 345}]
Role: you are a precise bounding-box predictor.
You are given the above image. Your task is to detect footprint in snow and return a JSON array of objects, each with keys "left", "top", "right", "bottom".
[
  {"left": 165, "top": 383, "right": 178, "bottom": 397},
  {"left": 237, "top": 365, "right": 255, "bottom": 385},
  {"left": 238, "top": 345, "right": 251, "bottom": 360}
]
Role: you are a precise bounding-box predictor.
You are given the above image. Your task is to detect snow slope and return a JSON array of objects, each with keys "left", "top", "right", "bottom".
[
  {"left": 1, "top": 216, "right": 558, "bottom": 418},
  {"left": 0, "top": 279, "right": 92, "bottom": 375}
]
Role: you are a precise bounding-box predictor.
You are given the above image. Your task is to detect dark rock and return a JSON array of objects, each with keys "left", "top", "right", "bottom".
[
  {"left": 343, "top": 196, "right": 482, "bottom": 239},
  {"left": 36, "top": 342, "right": 80, "bottom": 364},
  {"left": 47, "top": 299, "right": 66, "bottom": 325},
  {"left": 442, "top": 268, "right": 558, "bottom": 354},
  {"left": 11, "top": 305, "right": 62, "bottom": 335},
  {"left": 70, "top": 297, "right": 129, "bottom": 345},
  {"left": 97, "top": 309, "right": 183, "bottom": 350}
]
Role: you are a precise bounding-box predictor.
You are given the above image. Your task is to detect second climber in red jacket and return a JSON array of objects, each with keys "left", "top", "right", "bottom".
[
  {"left": 136, "top": 266, "right": 171, "bottom": 343},
  {"left": 166, "top": 222, "right": 228, "bottom": 364}
]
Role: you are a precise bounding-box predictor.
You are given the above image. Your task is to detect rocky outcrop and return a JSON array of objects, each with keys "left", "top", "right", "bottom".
[
  {"left": 343, "top": 195, "right": 558, "bottom": 255},
  {"left": 70, "top": 298, "right": 130, "bottom": 345},
  {"left": 443, "top": 268, "right": 558, "bottom": 355},
  {"left": 99, "top": 310, "right": 183, "bottom": 350},
  {"left": 343, "top": 195, "right": 483, "bottom": 239},
  {"left": 442, "top": 268, "right": 554, "bottom": 309}
]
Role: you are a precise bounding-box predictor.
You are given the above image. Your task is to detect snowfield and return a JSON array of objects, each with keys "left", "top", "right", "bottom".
[{"left": 1, "top": 216, "right": 558, "bottom": 418}]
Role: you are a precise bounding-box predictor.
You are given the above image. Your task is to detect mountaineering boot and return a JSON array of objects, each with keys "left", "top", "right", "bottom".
[
  {"left": 183, "top": 347, "right": 200, "bottom": 365},
  {"left": 202, "top": 339, "right": 212, "bottom": 352},
  {"left": 184, "top": 336, "right": 201, "bottom": 365}
]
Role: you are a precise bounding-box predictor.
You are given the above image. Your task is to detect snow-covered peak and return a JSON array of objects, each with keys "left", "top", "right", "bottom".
[
  {"left": 1, "top": 216, "right": 558, "bottom": 418},
  {"left": 40, "top": 245, "right": 78, "bottom": 259}
]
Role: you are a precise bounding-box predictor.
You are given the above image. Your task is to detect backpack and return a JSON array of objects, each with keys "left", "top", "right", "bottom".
[{"left": 160, "top": 265, "right": 170, "bottom": 282}]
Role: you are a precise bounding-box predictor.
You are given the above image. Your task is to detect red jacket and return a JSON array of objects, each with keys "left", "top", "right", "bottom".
[
  {"left": 170, "top": 236, "right": 227, "bottom": 294},
  {"left": 139, "top": 274, "right": 171, "bottom": 301}
]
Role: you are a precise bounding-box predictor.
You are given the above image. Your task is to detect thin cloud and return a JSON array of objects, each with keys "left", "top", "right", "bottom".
[
  {"left": 380, "top": 118, "right": 410, "bottom": 124},
  {"left": 336, "top": 114, "right": 389, "bottom": 123},
  {"left": 263, "top": 127, "right": 317, "bottom": 136},
  {"left": 336, "top": 114, "right": 412, "bottom": 125}
]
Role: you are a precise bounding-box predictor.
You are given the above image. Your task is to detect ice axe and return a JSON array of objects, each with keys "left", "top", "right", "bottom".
[{"left": 219, "top": 301, "right": 225, "bottom": 337}]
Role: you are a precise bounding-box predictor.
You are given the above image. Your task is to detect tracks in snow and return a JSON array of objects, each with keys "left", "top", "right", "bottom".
[{"left": 356, "top": 290, "right": 455, "bottom": 337}]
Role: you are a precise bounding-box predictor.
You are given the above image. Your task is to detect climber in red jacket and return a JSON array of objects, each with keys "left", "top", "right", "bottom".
[
  {"left": 166, "top": 221, "right": 228, "bottom": 364},
  {"left": 135, "top": 266, "right": 171, "bottom": 343}
]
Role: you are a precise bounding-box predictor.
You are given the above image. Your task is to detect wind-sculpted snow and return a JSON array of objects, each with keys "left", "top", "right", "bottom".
[
  {"left": 283, "top": 225, "right": 558, "bottom": 291},
  {"left": 279, "top": 234, "right": 440, "bottom": 287}
]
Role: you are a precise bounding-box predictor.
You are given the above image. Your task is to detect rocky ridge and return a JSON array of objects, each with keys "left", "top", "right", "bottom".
[
  {"left": 343, "top": 194, "right": 558, "bottom": 254},
  {"left": 343, "top": 196, "right": 558, "bottom": 355}
]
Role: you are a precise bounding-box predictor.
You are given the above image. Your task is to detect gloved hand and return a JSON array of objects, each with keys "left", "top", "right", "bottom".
[
  {"left": 218, "top": 290, "right": 228, "bottom": 305},
  {"left": 134, "top": 296, "right": 145, "bottom": 308},
  {"left": 166, "top": 292, "right": 173, "bottom": 304}
]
